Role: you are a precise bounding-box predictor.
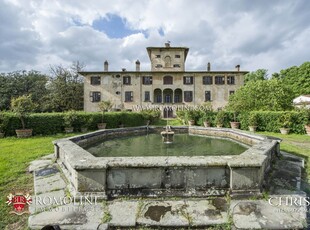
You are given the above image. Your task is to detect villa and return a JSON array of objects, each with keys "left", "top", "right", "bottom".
[{"left": 79, "top": 43, "right": 248, "bottom": 117}]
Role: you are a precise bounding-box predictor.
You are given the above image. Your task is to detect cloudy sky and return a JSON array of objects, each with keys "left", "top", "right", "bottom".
[{"left": 0, "top": 0, "right": 309, "bottom": 75}]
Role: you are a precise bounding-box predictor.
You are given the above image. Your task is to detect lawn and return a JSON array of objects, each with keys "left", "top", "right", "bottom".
[
  {"left": 0, "top": 131, "right": 309, "bottom": 229},
  {"left": 0, "top": 133, "right": 78, "bottom": 230}
]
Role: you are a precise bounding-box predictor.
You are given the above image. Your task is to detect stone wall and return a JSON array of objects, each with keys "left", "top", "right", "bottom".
[{"left": 53, "top": 126, "right": 280, "bottom": 199}]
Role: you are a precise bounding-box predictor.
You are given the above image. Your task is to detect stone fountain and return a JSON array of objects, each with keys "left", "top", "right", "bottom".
[{"left": 161, "top": 125, "right": 174, "bottom": 143}]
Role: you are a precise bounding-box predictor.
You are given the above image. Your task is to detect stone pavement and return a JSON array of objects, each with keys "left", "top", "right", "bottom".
[{"left": 28, "top": 152, "right": 308, "bottom": 229}]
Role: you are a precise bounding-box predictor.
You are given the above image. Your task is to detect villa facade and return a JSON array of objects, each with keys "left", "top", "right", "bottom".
[{"left": 79, "top": 43, "right": 248, "bottom": 117}]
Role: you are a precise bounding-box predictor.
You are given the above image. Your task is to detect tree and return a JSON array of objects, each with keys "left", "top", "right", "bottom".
[
  {"left": 244, "top": 69, "right": 268, "bottom": 84},
  {"left": 274, "top": 62, "right": 310, "bottom": 97},
  {"left": 45, "top": 61, "right": 84, "bottom": 112},
  {"left": 11, "top": 95, "right": 36, "bottom": 129},
  {"left": 227, "top": 79, "right": 294, "bottom": 112},
  {"left": 0, "top": 70, "right": 48, "bottom": 111}
]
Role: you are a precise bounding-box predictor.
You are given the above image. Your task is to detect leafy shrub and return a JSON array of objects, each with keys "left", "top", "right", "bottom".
[
  {"left": 2, "top": 111, "right": 151, "bottom": 136},
  {"left": 63, "top": 110, "right": 78, "bottom": 127},
  {"left": 140, "top": 109, "right": 161, "bottom": 124}
]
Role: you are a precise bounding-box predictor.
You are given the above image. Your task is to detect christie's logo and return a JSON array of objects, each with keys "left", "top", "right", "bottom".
[{"left": 6, "top": 192, "right": 32, "bottom": 215}]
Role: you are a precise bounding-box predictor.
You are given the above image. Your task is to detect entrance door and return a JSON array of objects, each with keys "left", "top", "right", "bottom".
[{"left": 163, "top": 107, "right": 173, "bottom": 118}]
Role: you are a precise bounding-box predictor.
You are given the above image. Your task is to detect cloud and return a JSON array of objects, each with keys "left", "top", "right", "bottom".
[{"left": 0, "top": 0, "right": 309, "bottom": 74}]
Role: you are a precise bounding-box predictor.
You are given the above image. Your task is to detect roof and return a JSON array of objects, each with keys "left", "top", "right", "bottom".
[{"left": 78, "top": 70, "right": 249, "bottom": 75}]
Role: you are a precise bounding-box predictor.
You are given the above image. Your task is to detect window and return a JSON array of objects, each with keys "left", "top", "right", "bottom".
[
  {"left": 205, "top": 91, "right": 211, "bottom": 101},
  {"left": 163, "top": 76, "right": 173, "bottom": 85},
  {"left": 184, "top": 91, "right": 193, "bottom": 102},
  {"left": 123, "top": 76, "right": 131, "bottom": 85},
  {"left": 229, "top": 90, "right": 235, "bottom": 95},
  {"left": 175, "top": 55, "right": 181, "bottom": 58},
  {"left": 164, "top": 56, "right": 171, "bottom": 67},
  {"left": 90, "top": 76, "right": 100, "bottom": 85},
  {"left": 183, "top": 76, "right": 193, "bottom": 85},
  {"left": 173, "top": 64, "right": 180, "bottom": 68},
  {"left": 215, "top": 76, "right": 225, "bottom": 85},
  {"left": 203, "top": 76, "right": 213, "bottom": 85},
  {"left": 155, "top": 95, "right": 162, "bottom": 103},
  {"left": 227, "top": 76, "right": 235, "bottom": 85},
  {"left": 155, "top": 64, "right": 163, "bottom": 68},
  {"left": 144, "top": 91, "right": 150, "bottom": 101},
  {"left": 90, "top": 91, "right": 101, "bottom": 102},
  {"left": 125, "top": 91, "right": 133, "bottom": 102},
  {"left": 165, "top": 95, "right": 172, "bottom": 103},
  {"left": 155, "top": 55, "right": 161, "bottom": 58},
  {"left": 174, "top": 95, "right": 180, "bottom": 103},
  {"left": 142, "top": 76, "right": 153, "bottom": 85}
]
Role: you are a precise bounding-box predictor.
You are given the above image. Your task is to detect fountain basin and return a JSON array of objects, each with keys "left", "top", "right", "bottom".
[{"left": 53, "top": 126, "right": 279, "bottom": 199}]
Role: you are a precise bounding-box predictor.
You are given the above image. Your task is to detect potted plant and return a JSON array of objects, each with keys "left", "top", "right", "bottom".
[
  {"left": 185, "top": 110, "right": 196, "bottom": 126},
  {"left": 248, "top": 113, "right": 258, "bottom": 132},
  {"left": 215, "top": 110, "right": 226, "bottom": 128},
  {"left": 80, "top": 115, "right": 94, "bottom": 132},
  {"left": 11, "top": 95, "right": 36, "bottom": 138},
  {"left": 230, "top": 111, "right": 240, "bottom": 129},
  {"left": 304, "top": 110, "right": 310, "bottom": 136},
  {"left": 200, "top": 102, "right": 213, "bottom": 127},
  {"left": 0, "top": 111, "right": 9, "bottom": 138},
  {"left": 64, "top": 110, "right": 77, "bottom": 133},
  {"left": 98, "top": 100, "right": 113, "bottom": 129},
  {"left": 201, "top": 112, "right": 213, "bottom": 127},
  {"left": 279, "top": 113, "right": 292, "bottom": 135},
  {"left": 176, "top": 110, "right": 186, "bottom": 125}
]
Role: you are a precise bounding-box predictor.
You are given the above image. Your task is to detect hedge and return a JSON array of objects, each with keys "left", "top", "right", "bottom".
[
  {"left": 0, "top": 111, "right": 159, "bottom": 136},
  {"left": 177, "top": 110, "right": 308, "bottom": 134}
]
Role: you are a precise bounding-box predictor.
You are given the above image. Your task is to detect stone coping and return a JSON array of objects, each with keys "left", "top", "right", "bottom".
[{"left": 54, "top": 126, "right": 279, "bottom": 170}]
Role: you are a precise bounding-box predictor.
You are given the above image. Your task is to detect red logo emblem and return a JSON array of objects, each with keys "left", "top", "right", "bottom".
[{"left": 6, "top": 192, "right": 32, "bottom": 215}]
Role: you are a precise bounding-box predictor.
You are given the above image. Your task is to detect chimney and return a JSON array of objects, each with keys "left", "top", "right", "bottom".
[
  {"left": 165, "top": 41, "right": 171, "bottom": 47},
  {"left": 104, "top": 60, "right": 108, "bottom": 71},
  {"left": 235, "top": 65, "right": 240, "bottom": 71},
  {"left": 122, "top": 68, "right": 126, "bottom": 72},
  {"left": 135, "top": 60, "right": 140, "bottom": 72},
  {"left": 207, "top": 62, "right": 211, "bottom": 71}
]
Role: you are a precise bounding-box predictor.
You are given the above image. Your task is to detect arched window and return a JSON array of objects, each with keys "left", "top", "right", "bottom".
[
  {"left": 163, "top": 76, "right": 173, "bottom": 85},
  {"left": 164, "top": 56, "right": 171, "bottom": 67}
]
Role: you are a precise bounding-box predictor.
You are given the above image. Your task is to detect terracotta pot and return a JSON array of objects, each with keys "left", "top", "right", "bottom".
[
  {"left": 203, "top": 121, "right": 211, "bottom": 127},
  {"left": 249, "top": 126, "right": 257, "bottom": 132},
  {"left": 15, "top": 129, "right": 33, "bottom": 138},
  {"left": 216, "top": 124, "right": 223, "bottom": 128},
  {"left": 279, "top": 128, "right": 290, "bottom": 135},
  {"left": 64, "top": 127, "right": 74, "bottom": 133},
  {"left": 81, "top": 127, "right": 88, "bottom": 132},
  {"left": 97, "top": 123, "right": 107, "bottom": 130},
  {"left": 230, "top": 122, "right": 240, "bottom": 129},
  {"left": 304, "top": 125, "right": 310, "bottom": 136},
  {"left": 188, "top": 120, "right": 195, "bottom": 126},
  {"left": 0, "top": 132, "right": 4, "bottom": 138}
]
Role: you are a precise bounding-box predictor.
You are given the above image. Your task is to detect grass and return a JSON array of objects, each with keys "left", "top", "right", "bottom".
[
  {"left": 0, "top": 133, "right": 78, "bottom": 230},
  {"left": 0, "top": 130, "right": 309, "bottom": 229},
  {"left": 258, "top": 132, "right": 310, "bottom": 177}
]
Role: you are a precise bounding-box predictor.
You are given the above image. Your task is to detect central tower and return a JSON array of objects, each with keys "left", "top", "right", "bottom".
[{"left": 146, "top": 42, "right": 189, "bottom": 72}]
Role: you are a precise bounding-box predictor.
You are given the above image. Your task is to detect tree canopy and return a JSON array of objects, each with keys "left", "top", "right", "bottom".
[
  {"left": 244, "top": 69, "right": 268, "bottom": 84},
  {"left": 272, "top": 62, "right": 310, "bottom": 97},
  {"left": 0, "top": 61, "right": 84, "bottom": 112},
  {"left": 227, "top": 79, "right": 294, "bottom": 112}
]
